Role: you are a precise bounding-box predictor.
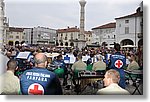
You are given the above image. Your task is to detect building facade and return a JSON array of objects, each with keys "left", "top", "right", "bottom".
[
  {"left": 92, "top": 22, "right": 116, "bottom": 48},
  {"left": 57, "top": 26, "right": 80, "bottom": 47},
  {"left": 115, "top": 7, "right": 143, "bottom": 47},
  {"left": 57, "top": 26, "right": 92, "bottom": 47},
  {"left": 92, "top": 5, "right": 143, "bottom": 49},
  {"left": 7, "top": 27, "right": 25, "bottom": 46},
  {"left": 24, "top": 26, "right": 56, "bottom": 46},
  {"left": 85, "top": 31, "right": 92, "bottom": 45}
]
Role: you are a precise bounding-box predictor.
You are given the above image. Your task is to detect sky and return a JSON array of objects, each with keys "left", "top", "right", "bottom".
[{"left": 4, "top": 0, "right": 143, "bottom": 31}]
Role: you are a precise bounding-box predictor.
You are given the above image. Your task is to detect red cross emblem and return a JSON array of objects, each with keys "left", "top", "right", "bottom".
[
  {"left": 115, "top": 60, "right": 123, "bottom": 68},
  {"left": 28, "top": 83, "right": 44, "bottom": 95}
]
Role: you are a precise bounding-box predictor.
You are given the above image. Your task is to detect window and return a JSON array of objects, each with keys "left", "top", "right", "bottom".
[
  {"left": 22, "top": 36, "right": 24, "bottom": 39},
  {"left": 16, "top": 36, "right": 19, "bottom": 39},
  {"left": 125, "top": 20, "right": 129, "bottom": 23},
  {"left": 78, "top": 34, "right": 80, "bottom": 39},
  {"left": 71, "top": 33, "right": 73, "bottom": 40},
  {"left": 65, "top": 36, "right": 67, "bottom": 40},
  {"left": 9, "top": 35, "right": 13, "bottom": 39},
  {"left": 119, "top": 24, "right": 121, "bottom": 27},
  {"left": 114, "top": 35, "right": 116, "bottom": 39},
  {"left": 125, "top": 27, "right": 129, "bottom": 34},
  {"left": 65, "top": 34, "right": 67, "bottom": 40}
]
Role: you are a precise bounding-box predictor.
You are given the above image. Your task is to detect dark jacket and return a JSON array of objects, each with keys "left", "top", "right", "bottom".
[{"left": 20, "top": 67, "right": 63, "bottom": 95}]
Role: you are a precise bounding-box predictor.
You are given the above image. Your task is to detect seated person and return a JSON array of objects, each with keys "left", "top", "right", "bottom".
[
  {"left": 126, "top": 54, "right": 140, "bottom": 71},
  {"left": 71, "top": 53, "right": 87, "bottom": 88},
  {"left": 20, "top": 53, "right": 62, "bottom": 95},
  {"left": 97, "top": 69, "right": 130, "bottom": 95},
  {"left": 92, "top": 55, "right": 106, "bottom": 74},
  {"left": 71, "top": 53, "right": 87, "bottom": 72}
]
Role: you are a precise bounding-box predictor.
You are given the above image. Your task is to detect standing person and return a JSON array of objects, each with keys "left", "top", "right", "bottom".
[
  {"left": 97, "top": 69, "right": 130, "bottom": 95},
  {"left": 108, "top": 43, "right": 126, "bottom": 89},
  {"left": 86, "top": 51, "right": 97, "bottom": 71},
  {"left": 20, "top": 53, "right": 63, "bottom": 95},
  {"left": 0, "top": 59, "right": 20, "bottom": 94},
  {"left": 51, "top": 54, "right": 67, "bottom": 86}
]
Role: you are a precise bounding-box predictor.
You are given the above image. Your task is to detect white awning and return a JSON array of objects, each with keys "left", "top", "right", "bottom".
[{"left": 121, "top": 45, "right": 137, "bottom": 48}]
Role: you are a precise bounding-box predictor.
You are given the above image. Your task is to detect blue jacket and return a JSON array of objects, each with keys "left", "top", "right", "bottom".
[
  {"left": 109, "top": 52, "right": 126, "bottom": 89},
  {"left": 52, "top": 60, "right": 66, "bottom": 69},
  {"left": 20, "top": 67, "right": 63, "bottom": 95},
  {"left": 109, "top": 52, "right": 126, "bottom": 69}
]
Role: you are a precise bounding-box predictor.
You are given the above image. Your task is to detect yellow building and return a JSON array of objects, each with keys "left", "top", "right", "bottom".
[
  {"left": 7, "top": 27, "right": 25, "bottom": 46},
  {"left": 57, "top": 26, "right": 92, "bottom": 47}
]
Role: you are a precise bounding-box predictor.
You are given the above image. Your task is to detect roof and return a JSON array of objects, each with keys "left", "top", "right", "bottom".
[
  {"left": 57, "top": 27, "right": 92, "bottom": 35},
  {"left": 9, "top": 27, "right": 25, "bottom": 32},
  {"left": 57, "top": 27, "right": 80, "bottom": 33},
  {"left": 115, "top": 8, "right": 143, "bottom": 20},
  {"left": 84, "top": 31, "right": 92, "bottom": 35},
  {"left": 92, "top": 22, "right": 116, "bottom": 30}
]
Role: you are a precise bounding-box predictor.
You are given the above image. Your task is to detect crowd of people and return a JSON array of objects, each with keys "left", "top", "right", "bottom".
[{"left": 0, "top": 43, "right": 143, "bottom": 95}]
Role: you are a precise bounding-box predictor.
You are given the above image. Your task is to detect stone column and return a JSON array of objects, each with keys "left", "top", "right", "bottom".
[
  {"left": 79, "top": 0, "right": 86, "bottom": 40},
  {"left": 0, "top": 0, "right": 4, "bottom": 48}
]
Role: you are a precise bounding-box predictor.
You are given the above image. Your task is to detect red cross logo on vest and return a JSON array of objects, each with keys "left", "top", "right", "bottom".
[
  {"left": 28, "top": 83, "right": 44, "bottom": 95},
  {"left": 115, "top": 60, "right": 123, "bottom": 69}
]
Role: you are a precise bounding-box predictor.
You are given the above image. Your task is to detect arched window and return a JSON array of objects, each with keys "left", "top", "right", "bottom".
[
  {"left": 60, "top": 42, "right": 63, "bottom": 46},
  {"left": 70, "top": 42, "right": 74, "bottom": 47},
  {"left": 65, "top": 42, "right": 68, "bottom": 46}
]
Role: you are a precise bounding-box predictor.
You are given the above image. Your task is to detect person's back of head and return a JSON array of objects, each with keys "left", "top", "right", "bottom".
[
  {"left": 96, "top": 55, "right": 103, "bottom": 61},
  {"left": 105, "top": 69, "right": 120, "bottom": 84},
  {"left": 114, "top": 43, "right": 121, "bottom": 52},
  {"left": 56, "top": 54, "right": 62, "bottom": 60},
  {"left": 7, "top": 59, "right": 18, "bottom": 72},
  {"left": 34, "top": 53, "right": 47, "bottom": 68}
]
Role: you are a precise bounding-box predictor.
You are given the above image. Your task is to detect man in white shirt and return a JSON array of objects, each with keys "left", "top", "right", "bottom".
[
  {"left": 0, "top": 59, "right": 20, "bottom": 94},
  {"left": 97, "top": 69, "right": 130, "bottom": 95}
]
